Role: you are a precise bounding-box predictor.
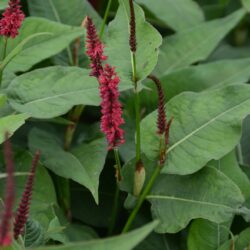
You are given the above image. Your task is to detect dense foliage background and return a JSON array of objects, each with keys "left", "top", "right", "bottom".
[{"left": 1, "top": 0, "right": 250, "bottom": 249}]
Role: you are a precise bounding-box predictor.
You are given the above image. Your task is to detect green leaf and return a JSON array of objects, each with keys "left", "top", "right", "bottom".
[
  {"left": 28, "top": 0, "right": 102, "bottom": 27},
  {"left": 25, "top": 218, "right": 45, "bottom": 248},
  {"left": 0, "top": 17, "right": 86, "bottom": 72},
  {"left": 208, "top": 151, "right": 250, "bottom": 199},
  {"left": 156, "top": 9, "right": 246, "bottom": 75},
  {"left": 0, "top": 149, "right": 57, "bottom": 230},
  {"left": 0, "top": 0, "right": 8, "bottom": 10},
  {"left": 242, "top": 0, "right": 250, "bottom": 12},
  {"left": 136, "top": 0, "right": 204, "bottom": 31},
  {"left": 151, "top": 58, "right": 250, "bottom": 101},
  {"left": 29, "top": 128, "right": 107, "bottom": 203},
  {"left": 141, "top": 84, "right": 250, "bottom": 175},
  {"left": 106, "top": 0, "right": 162, "bottom": 84},
  {"left": 7, "top": 66, "right": 100, "bottom": 119},
  {"left": 0, "top": 114, "right": 29, "bottom": 143},
  {"left": 241, "top": 115, "right": 250, "bottom": 166},
  {"left": 187, "top": 219, "right": 230, "bottom": 250},
  {"left": 140, "top": 58, "right": 250, "bottom": 117},
  {"left": 147, "top": 167, "right": 244, "bottom": 233},
  {"left": 35, "top": 221, "right": 158, "bottom": 250},
  {"left": 218, "top": 227, "right": 250, "bottom": 250}
]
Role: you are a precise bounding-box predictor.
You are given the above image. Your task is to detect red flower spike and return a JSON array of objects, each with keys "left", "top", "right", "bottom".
[
  {"left": 148, "top": 75, "right": 167, "bottom": 135},
  {"left": 84, "top": 16, "right": 107, "bottom": 77},
  {"left": 13, "top": 151, "right": 40, "bottom": 239},
  {"left": 129, "top": 0, "right": 137, "bottom": 53},
  {"left": 99, "top": 64, "right": 125, "bottom": 150},
  {"left": 0, "top": 133, "right": 15, "bottom": 247},
  {"left": 0, "top": 0, "right": 25, "bottom": 38}
]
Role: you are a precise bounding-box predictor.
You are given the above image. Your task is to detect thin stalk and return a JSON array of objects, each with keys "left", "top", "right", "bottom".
[
  {"left": 108, "top": 183, "right": 120, "bottom": 235},
  {"left": 131, "top": 52, "right": 141, "bottom": 163},
  {"left": 99, "top": 0, "right": 113, "bottom": 39},
  {"left": 122, "top": 164, "right": 161, "bottom": 233},
  {"left": 108, "top": 148, "right": 122, "bottom": 235},
  {"left": 60, "top": 104, "right": 84, "bottom": 219},
  {"left": 0, "top": 37, "right": 8, "bottom": 85},
  {"left": 64, "top": 105, "right": 85, "bottom": 150}
]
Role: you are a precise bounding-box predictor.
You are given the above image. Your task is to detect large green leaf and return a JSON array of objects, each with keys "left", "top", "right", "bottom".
[
  {"left": 218, "top": 227, "right": 250, "bottom": 250},
  {"left": 35, "top": 221, "right": 158, "bottom": 250},
  {"left": 106, "top": 0, "right": 162, "bottom": 84},
  {"left": 156, "top": 9, "right": 246, "bottom": 75},
  {"left": 141, "top": 84, "right": 250, "bottom": 175},
  {"left": 28, "top": 0, "right": 102, "bottom": 26},
  {"left": 139, "top": 58, "right": 250, "bottom": 117},
  {"left": 28, "top": 128, "right": 107, "bottom": 203},
  {"left": 187, "top": 219, "right": 230, "bottom": 250},
  {"left": 208, "top": 151, "right": 250, "bottom": 199},
  {"left": 0, "top": 17, "right": 86, "bottom": 72},
  {"left": 147, "top": 167, "right": 244, "bottom": 233},
  {"left": 0, "top": 114, "right": 29, "bottom": 143},
  {"left": 7, "top": 66, "right": 100, "bottom": 119},
  {"left": 136, "top": 0, "right": 204, "bottom": 31},
  {"left": 0, "top": 149, "right": 57, "bottom": 230},
  {"left": 150, "top": 58, "right": 250, "bottom": 101}
]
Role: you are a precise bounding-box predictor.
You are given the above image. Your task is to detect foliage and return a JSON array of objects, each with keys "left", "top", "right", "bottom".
[{"left": 1, "top": 0, "right": 250, "bottom": 249}]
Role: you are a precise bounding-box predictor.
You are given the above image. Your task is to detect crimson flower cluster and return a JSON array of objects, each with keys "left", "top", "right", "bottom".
[
  {"left": 85, "top": 16, "right": 125, "bottom": 150},
  {"left": 0, "top": 0, "right": 25, "bottom": 38},
  {"left": 0, "top": 135, "right": 40, "bottom": 246}
]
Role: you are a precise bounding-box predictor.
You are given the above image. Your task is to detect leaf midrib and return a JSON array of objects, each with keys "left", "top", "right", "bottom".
[
  {"left": 168, "top": 97, "right": 250, "bottom": 153},
  {"left": 11, "top": 85, "right": 99, "bottom": 106},
  {"left": 147, "top": 195, "right": 235, "bottom": 211}
]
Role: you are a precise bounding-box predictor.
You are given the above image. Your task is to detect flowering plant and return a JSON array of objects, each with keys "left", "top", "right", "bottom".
[{"left": 1, "top": 0, "right": 250, "bottom": 249}]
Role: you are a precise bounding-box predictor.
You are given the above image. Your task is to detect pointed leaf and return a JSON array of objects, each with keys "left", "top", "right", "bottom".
[
  {"left": 141, "top": 84, "right": 250, "bottom": 175},
  {"left": 106, "top": 0, "right": 162, "bottom": 84},
  {"left": 148, "top": 167, "right": 244, "bottom": 233},
  {"left": 0, "top": 114, "right": 29, "bottom": 143},
  {"left": 36, "top": 221, "right": 158, "bottom": 250},
  {"left": 7, "top": 66, "right": 100, "bottom": 119},
  {"left": 156, "top": 9, "right": 246, "bottom": 75},
  {"left": 28, "top": 128, "right": 106, "bottom": 203}
]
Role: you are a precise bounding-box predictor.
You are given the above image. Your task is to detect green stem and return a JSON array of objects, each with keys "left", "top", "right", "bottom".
[
  {"left": 122, "top": 164, "right": 161, "bottom": 233},
  {"left": 60, "top": 105, "right": 84, "bottom": 219},
  {"left": 0, "top": 37, "right": 8, "bottom": 86},
  {"left": 99, "top": 0, "right": 113, "bottom": 39},
  {"left": 108, "top": 183, "right": 120, "bottom": 235},
  {"left": 55, "top": 176, "right": 71, "bottom": 220},
  {"left": 131, "top": 52, "right": 141, "bottom": 163},
  {"left": 108, "top": 148, "right": 122, "bottom": 235},
  {"left": 64, "top": 105, "right": 85, "bottom": 150}
]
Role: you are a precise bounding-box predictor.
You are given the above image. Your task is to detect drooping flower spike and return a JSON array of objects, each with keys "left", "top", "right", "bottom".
[
  {"left": 0, "top": 0, "right": 25, "bottom": 38},
  {"left": 84, "top": 16, "right": 107, "bottom": 77},
  {"left": 99, "top": 65, "right": 125, "bottom": 150},
  {"left": 84, "top": 17, "right": 125, "bottom": 150},
  {"left": 14, "top": 150, "right": 40, "bottom": 239},
  {"left": 0, "top": 133, "right": 15, "bottom": 246}
]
